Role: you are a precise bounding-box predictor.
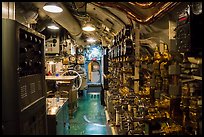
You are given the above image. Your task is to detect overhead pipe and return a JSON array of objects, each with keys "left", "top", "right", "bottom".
[
  {"left": 32, "top": 2, "right": 85, "bottom": 44},
  {"left": 94, "top": 2, "right": 180, "bottom": 25},
  {"left": 87, "top": 3, "right": 125, "bottom": 31},
  {"left": 187, "top": 57, "right": 202, "bottom": 65},
  {"left": 91, "top": 2, "right": 127, "bottom": 26},
  {"left": 129, "top": 2, "right": 160, "bottom": 9},
  {"left": 180, "top": 74, "right": 202, "bottom": 81}
]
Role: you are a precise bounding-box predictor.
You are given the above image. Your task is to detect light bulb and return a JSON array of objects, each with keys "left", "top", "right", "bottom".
[
  {"left": 43, "top": 3, "right": 63, "bottom": 13},
  {"left": 87, "top": 38, "right": 97, "bottom": 43},
  {"left": 47, "top": 25, "right": 59, "bottom": 30},
  {"left": 82, "top": 23, "right": 95, "bottom": 31}
]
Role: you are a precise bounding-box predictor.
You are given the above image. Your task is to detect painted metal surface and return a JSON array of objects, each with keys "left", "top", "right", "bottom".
[{"left": 69, "top": 92, "right": 111, "bottom": 135}]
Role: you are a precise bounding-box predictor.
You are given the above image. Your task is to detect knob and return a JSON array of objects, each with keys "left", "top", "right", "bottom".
[
  {"left": 30, "top": 35, "right": 33, "bottom": 41},
  {"left": 25, "top": 33, "right": 28, "bottom": 39},
  {"left": 35, "top": 50, "right": 42, "bottom": 55},
  {"left": 34, "top": 37, "right": 38, "bottom": 43},
  {"left": 20, "top": 61, "right": 28, "bottom": 67},
  {"left": 20, "top": 47, "right": 28, "bottom": 53},
  {"left": 28, "top": 60, "right": 33, "bottom": 67},
  {"left": 35, "top": 61, "right": 42, "bottom": 66}
]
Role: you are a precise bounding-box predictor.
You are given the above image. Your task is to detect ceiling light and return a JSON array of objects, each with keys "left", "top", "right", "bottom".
[
  {"left": 82, "top": 23, "right": 96, "bottom": 31},
  {"left": 47, "top": 24, "right": 59, "bottom": 30},
  {"left": 43, "top": 3, "right": 63, "bottom": 13},
  {"left": 87, "top": 38, "right": 97, "bottom": 43}
]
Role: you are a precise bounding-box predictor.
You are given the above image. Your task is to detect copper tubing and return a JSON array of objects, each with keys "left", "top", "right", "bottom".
[
  {"left": 94, "top": 2, "right": 181, "bottom": 25},
  {"left": 128, "top": 2, "right": 160, "bottom": 9}
]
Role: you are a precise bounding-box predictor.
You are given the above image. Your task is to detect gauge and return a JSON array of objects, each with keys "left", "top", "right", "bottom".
[
  {"left": 192, "top": 2, "right": 202, "bottom": 15},
  {"left": 77, "top": 46, "right": 84, "bottom": 54},
  {"left": 77, "top": 54, "right": 85, "bottom": 64},
  {"left": 62, "top": 57, "right": 69, "bottom": 65},
  {"left": 69, "top": 55, "right": 76, "bottom": 64}
]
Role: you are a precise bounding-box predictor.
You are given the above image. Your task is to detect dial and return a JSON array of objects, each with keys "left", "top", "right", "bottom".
[
  {"left": 77, "top": 46, "right": 84, "bottom": 53},
  {"left": 192, "top": 2, "right": 202, "bottom": 15},
  {"left": 77, "top": 54, "right": 85, "bottom": 64},
  {"left": 69, "top": 55, "right": 76, "bottom": 63}
]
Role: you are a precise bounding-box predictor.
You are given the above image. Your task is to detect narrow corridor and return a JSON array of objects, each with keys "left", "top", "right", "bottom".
[{"left": 69, "top": 91, "right": 112, "bottom": 135}]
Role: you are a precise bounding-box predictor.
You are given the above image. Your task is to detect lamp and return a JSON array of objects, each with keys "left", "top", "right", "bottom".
[
  {"left": 81, "top": 3, "right": 95, "bottom": 32},
  {"left": 47, "top": 21, "right": 59, "bottom": 30},
  {"left": 43, "top": 3, "right": 63, "bottom": 13},
  {"left": 87, "top": 37, "right": 97, "bottom": 43},
  {"left": 47, "top": 24, "right": 59, "bottom": 30},
  {"left": 82, "top": 23, "right": 95, "bottom": 31}
]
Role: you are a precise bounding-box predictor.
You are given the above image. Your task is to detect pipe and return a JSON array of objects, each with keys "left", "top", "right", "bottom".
[
  {"left": 32, "top": 2, "right": 83, "bottom": 40},
  {"left": 91, "top": 2, "right": 127, "bottom": 26},
  {"left": 134, "top": 27, "right": 140, "bottom": 94},
  {"left": 2, "top": 2, "right": 15, "bottom": 20},
  {"left": 188, "top": 57, "right": 202, "bottom": 65},
  {"left": 94, "top": 2, "right": 180, "bottom": 25},
  {"left": 129, "top": 2, "right": 160, "bottom": 9},
  {"left": 88, "top": 3, "right": 124, "bottom": 27},
  {"left": 180, "top": 74, "right": 202, "bottom": 81}
]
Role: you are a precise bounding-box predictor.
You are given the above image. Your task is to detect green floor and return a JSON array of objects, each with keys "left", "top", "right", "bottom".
[{"left": 69, "top": 91, "right": 112, "bottom": 135}]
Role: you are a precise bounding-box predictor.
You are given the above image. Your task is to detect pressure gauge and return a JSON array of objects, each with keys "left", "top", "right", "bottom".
[
  {"left": 69, "top": 55, "right": 76, "bottom": 64},
  {"left": 77, "top": 46, "right": 84, "bottom": 54},
  {"left": 77, "top": 54, "right": 85, "bottom": 64},
  {"left": 192, "top": 2, "right": 202, "bottom": 15}
]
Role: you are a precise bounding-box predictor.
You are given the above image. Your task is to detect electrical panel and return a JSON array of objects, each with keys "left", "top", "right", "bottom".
[
  {"left": 45, "top": 36, "right": 60, "bottom": 54},
  {"left": 2, "top": 19, "right": 47, "bottom": 135},
  {"left": 176, "top": 3, "right": 202, "bottom": 57}
]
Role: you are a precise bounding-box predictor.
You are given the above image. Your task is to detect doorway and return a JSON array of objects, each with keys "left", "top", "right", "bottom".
[{"left": 87, "top": 60, "right": 101, "bottom": 84}]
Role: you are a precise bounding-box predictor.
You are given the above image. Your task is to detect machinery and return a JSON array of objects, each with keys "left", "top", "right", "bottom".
[
  {"left": 2, "top": 2, "right": 202, "bottom": 135},
  {"left": 104, "top": 2, "right": 202, "bottom": 135}
]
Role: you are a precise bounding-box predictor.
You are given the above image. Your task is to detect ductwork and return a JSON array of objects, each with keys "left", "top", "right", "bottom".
[
  {"left": 32, "top": 2, "right": 85, "bottom": 45},
  {"left": 94, "top": 2, "right": 181, "bottom": 25},
  {"left": 129, "top": 2, "right": 160, "bottom": 9}
]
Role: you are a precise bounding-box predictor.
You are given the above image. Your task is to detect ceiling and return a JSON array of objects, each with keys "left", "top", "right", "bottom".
[{"left": 15, "top": 2, "right": 181, "bottom": 46}]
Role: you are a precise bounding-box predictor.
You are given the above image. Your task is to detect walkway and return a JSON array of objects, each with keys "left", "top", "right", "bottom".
[{"left": 69, "top": 91, "right": 112, "bottom": 135}]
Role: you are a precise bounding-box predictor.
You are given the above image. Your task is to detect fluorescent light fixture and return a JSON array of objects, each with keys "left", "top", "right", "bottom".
[
  {"left": 47, "top": 24, "right": 59, "bottom": 30},
  {"left": 43, "top": 3, "right": 63, "bottom": 13},
  {"left": 82, "top": 23, "right": 96, "bottom": 31},
  {"left": 87, "top": 38, "right": 97, "bottom": 43}
]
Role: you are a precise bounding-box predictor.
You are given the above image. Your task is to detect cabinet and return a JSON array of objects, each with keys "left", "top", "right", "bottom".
[
  {"left": 46, "top": 98, "right": 70, "bottom": 135},
  {"left": 2, "top": 18, "right": 46, "bottom": 135}
]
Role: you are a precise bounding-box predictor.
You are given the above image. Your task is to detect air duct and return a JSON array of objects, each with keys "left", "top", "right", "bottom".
[
  {"left": 33, "top": 2, "right": 84, "bottom": 44},
  {"left": 94, "top": 2, "right": 180, "bottom": 25}
]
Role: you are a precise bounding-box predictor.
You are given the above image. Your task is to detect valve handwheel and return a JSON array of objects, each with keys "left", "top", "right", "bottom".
[{"left": 61, "top": 70, "right": 82, "bottom": 90}]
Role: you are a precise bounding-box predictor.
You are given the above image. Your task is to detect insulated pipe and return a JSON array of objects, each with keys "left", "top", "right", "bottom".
[
  {"left": 188, "top": 57, "right": 202, "bottom": 65},
  {"left": 87, "top": 3, "right": 125, "bottom": 34},
  {"left": 94, "top": 2, "right": 180, "bottom": 25},
  {"left": 32, "top": 2, "right": 83, "bottom": 41},
  {"left": 129, "top": 2, "right": 160, "bottom": 9},
  {"left": 180, "top": 74, "right": 202, "bottom": 81},
  {"left": 90, "top": 3, "right": 127, "bottom": 26},
  {"left": 2, "top": 2, "right": 15, "bottom": 20}
]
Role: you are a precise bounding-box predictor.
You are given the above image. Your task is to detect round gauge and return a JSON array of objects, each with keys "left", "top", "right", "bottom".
[
  {"left": 69, "top": 55, "right": 76, "bottom": 63},
  {"left": 192, "top": 2, "right": 202, "bottom": 15},
  {"left": 77, "top": 55, "right": 84, "bottom": 64},
  {"left": 77, "top": 46, "right": 84, "bottom": 54},
  {"left": 62, "top": 57, "right": 69, "bottom": 65}
]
